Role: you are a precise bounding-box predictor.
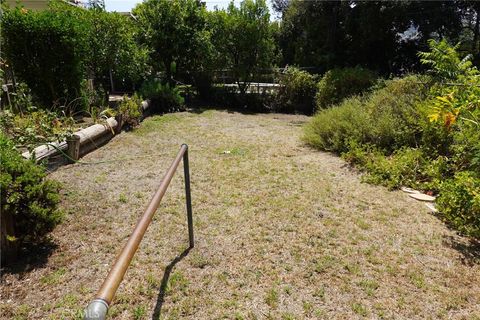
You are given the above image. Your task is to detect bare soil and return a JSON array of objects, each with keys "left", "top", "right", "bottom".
[{"left": 1, "top": 110, "right": 479, "bottom": 319}]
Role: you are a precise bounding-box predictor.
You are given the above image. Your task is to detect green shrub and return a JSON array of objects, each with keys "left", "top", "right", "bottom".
[
  {"left": 303, "top": 98, "right": 371, "bottom": 153},
  {"left": 0, "top": 134, "right": 63, "bottom": 260},
  {"left": 343, "top": 144, "right": 447, "bottom": 191},
  {"left": 315, "top": 67, "right": 377, "bottom": 109},
  {"left": 139, "top": 80, "right": 185, "bottom": 113},
  {"left": 305, "top": 40, "right": 480, "bottom": 238},
  {"left": 118, "top": 94, "right": 143, "bottom": 129},
  {"left": 1, "top": 6, "right": 88, "bottom": 108},
  {"left": 304, "top": 75, "right": 428, "bottom": 153},
  {"left": 363, "top": 76, "right": 428, "bottom": 151},
  {"left": 275, "top": 67, "right": 317, "bottom": 114},
  {"left": 436, "top": 172, "right": 480, "bottom": 237}
]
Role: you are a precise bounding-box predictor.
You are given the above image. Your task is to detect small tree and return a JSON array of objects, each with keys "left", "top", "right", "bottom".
[
  {"left": 84, "top": 7, "right": 148, "bottom": 100},
  {"left": 133, "top": 0, "right": 212, "bottom": 83},
  {"left": 212, "top": 0, "right": 275, "bottom": 94}
]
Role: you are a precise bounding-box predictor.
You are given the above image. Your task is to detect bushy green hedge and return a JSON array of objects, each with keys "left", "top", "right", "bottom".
[
  {"left": 0, "top": 134, "right": 63, "bottom": 260},
  {"left": 315, "top": 67, "right": 377, "bottom": 109},
  {"left": 275, "top": 67, "right": 317, "bottom": 114},
  {"left": 2, "top": 6, "right": 87, "bottom": 107},
  {"left": 1, "top": 3, "right": 148, "bottom": 108}
]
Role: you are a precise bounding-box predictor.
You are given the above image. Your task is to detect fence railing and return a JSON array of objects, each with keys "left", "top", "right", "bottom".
[{"left": 84, "top": 144, "right": 194, "bottom": 320}]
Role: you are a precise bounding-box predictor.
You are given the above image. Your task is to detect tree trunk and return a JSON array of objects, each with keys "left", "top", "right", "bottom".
[{"left": 1, "top": 209, "right": 18, "bottom": 263}]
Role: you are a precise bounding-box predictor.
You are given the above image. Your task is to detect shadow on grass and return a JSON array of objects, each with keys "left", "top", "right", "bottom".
[
  {"left": 1, "top": 239, "right": 58, "bottom": 276},
  {"left": 151, "top": 247, "right": 192, "bottom": 320},
  {"left": 444, "top": 235, "right": 480, "bottom": 266},
  {"left": 187, "top": 104, "right": 264, "bottom": 116}
]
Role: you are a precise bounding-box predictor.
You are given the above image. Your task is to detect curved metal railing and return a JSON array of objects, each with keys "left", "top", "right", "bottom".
[{"left": 84, "top": 144, "right": 194, "bottom": 320}]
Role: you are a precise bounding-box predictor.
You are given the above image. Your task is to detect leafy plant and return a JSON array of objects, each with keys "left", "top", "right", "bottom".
[
  {"left": 418, "top": 39, "right": 476, "bottom": 80},
  {"left": 208, "top": 0, "right": 275, "bottom": 95},
  {"left": 118, "top": 94, "right": 143, "bottom": 129},
  {"left": 315, "top": 67, "right": 377, "bottom": 109},
  {"left": 305, "top": 40, "right": 480, "bottom": 238},
  {"left": 0, "top": 108, "right": 74, "bottom": 151},
  {"left": 139, "top": 79, "right": 184, "bottom": 113},
  {"left": 133, "top": 0, "right": 212, "bottom": 81},
  {"left": 82, "top": 6, "right": 148, "bottom": 98},
  {"left": 436, "top": 172, "right": 480, "bottom": 237},
  {"left": 275, "top": 67, "right": 317, "bottom": 114},
  {"left": 304, "top": 75, "right": 428, "bottom": 153},
  {"left": 1, "top": 5, "right": 88, "bottom": 108},
  {"left": 0, "top": 134, "right": 63, "bottom": 261}
]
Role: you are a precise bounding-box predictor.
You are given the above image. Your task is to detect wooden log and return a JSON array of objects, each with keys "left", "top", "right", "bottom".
[
  {"left": 75, "top": 117, "right": 117, "bottom": 146},
  {"left": 66, "top": 135, "right": 80, "bottom": 163},
  {"left": 21, "top": 140, "right": 67, "bottom": 162},
  {"left": 74, "top": 117, "right": 117, "bottom": 157},
  {"left": 20, "top": 101, "right": 153, "bottom": 164}
]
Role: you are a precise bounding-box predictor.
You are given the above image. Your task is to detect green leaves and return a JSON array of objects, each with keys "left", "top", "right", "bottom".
[
  {"left": 133, "top": 0, "right": 211, "bottom": 78},
  {"left": 2, "top": 5, "right": 87, "bottom": 107},
  {"left": 0, "top": 134, "right": 63, "bottom": 251},
  {"left": 418, "top": 39, "right": 478, "bottom": 80}
]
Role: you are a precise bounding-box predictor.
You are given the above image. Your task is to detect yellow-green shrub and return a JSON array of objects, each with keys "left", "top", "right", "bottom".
[{"left": 304, "top": 75, "right": 428, "bottom": 153}]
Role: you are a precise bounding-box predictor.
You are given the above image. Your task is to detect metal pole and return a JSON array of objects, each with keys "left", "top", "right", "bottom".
[
  {"left": 85, "top": 144, "right": 191, "bottom": 320},
  {"left": 182, "top": 144, "right": 194, "bottom": 248}
]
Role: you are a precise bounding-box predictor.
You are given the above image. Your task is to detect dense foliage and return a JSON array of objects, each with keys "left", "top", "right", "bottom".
[
  {"left": 304, "top": 41, "right": 480, "bottom": 237},
  {"left": 80, "top": 6, "right": 148, "bottom": 96},
  {"left": 278, "top": 0, "right": 474, "bottom": 75},
  {"left": 274, "top": 67, "right": 317, "bottom": 114},
  {"left": 133, "top": 0, "right": 211, "bottom": 82},
  {"left": 209, "top": 0, "right": 275, "bottom": 94},
  {"left": 0, "top": 134, "right": 63, "bottom": 259},
  {"left": 1, "top": 1, "right": 148, "bottom": 108},
  {"left": 139, "top": 79, "right": 185, "bottom": 113},
  {"left": 1, "top": 6, "right": 87, "bottom": 107},
  {"left": 315, "top": 67, "right": 377, "bottom": 109}
]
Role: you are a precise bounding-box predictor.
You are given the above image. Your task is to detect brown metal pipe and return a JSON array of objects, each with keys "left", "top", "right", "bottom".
[{"left": 93, "top": 145, "right": 187, "bottom": 306}]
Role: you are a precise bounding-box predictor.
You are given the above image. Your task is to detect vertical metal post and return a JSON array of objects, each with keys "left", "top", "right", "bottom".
[{"left": 182, "top": 144, "right": 194, "bottom": 248}]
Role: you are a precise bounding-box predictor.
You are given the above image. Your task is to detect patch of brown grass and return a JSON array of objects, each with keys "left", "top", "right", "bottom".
[{"left": 1, "top": 110, "right": 479, "bottom": 319}]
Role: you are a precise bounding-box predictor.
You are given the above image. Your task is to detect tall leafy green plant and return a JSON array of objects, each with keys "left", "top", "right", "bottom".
[
  {"left": 418, "top": 39, "right": 475, "bottom": 80},
  {"left": 211, "top": 0, "right": 275, "bottom": 94},
  {"left": 1, "top": 5, "right": 88, "bottom": 108},
  {"left": 83, "top": 7, "right": 148, "bottom": 99},
  {"left": 133, "top": 0, "right": 212, "bottom": 82}
]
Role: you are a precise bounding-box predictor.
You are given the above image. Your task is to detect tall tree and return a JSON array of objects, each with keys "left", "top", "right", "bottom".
[
  {"left": 210, "top": 0, "right": 275, "bottom": 93},
  {"left": 132, "top": 0, "right": 211, "bottom": 83},
  {"left": 278, "top": 0, "right": 464, "bottom": 75}
]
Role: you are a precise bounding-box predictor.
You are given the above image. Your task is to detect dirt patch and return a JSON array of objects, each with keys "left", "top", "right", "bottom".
[{"left": 1, "top": 110, "right": 479, "bottom": 319}]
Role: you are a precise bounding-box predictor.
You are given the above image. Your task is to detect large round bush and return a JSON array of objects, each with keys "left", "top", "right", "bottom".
[
  {"left": 315, "top": 67, "right": 377, "bottom": 109},
  {"left": 275, "top": 67, "right": 318, "bottom": 114}
]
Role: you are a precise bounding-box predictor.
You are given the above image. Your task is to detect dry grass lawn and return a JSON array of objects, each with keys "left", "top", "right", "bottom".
[{"left": 1, "top": 110, "right": 480, "bottom": 319}]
